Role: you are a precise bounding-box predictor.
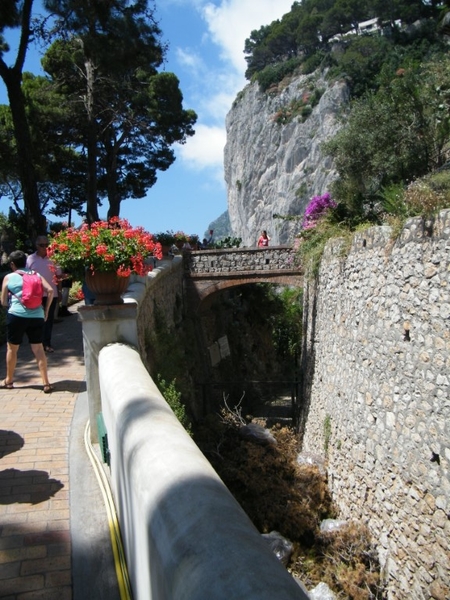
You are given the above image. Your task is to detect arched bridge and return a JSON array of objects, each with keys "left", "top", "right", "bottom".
[{"left": 183, "top": 246, "right": 303, "bottom": 311}]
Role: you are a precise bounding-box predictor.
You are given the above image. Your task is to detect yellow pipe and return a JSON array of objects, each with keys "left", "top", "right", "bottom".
[{"left": 84, "top": 421, "right": 133, "bottom": 600}]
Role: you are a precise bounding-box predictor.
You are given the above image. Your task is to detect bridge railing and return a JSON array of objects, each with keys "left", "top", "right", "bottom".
[
  {"left": 98, "top": 343, "right": 309, "bottom": 600},
  {"left": 184, "top": 245, "right": 299, "bottom": 276}
]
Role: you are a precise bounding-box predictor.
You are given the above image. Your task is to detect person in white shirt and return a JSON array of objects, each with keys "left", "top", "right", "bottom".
[{"left": 26, "top": 236, "right": 61, "bottom": 353}]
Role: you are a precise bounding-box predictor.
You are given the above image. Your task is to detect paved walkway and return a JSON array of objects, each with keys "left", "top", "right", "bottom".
[{"left": 0, "top": 305, "right": 98, "bottom": 599}]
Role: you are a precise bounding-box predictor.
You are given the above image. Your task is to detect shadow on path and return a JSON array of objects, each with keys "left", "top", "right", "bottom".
[{"left": 0, "top": 468, "right": 64, "bottom": 504}]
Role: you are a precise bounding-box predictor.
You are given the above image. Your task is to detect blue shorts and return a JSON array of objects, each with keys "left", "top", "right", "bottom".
[{"left": 6, "top": 314, "right": 45, "bottom": 345}]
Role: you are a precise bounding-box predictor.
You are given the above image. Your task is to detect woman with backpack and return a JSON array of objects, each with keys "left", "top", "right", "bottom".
[{"left": 1, "top": 250, "right": 54, "bottom": 393}]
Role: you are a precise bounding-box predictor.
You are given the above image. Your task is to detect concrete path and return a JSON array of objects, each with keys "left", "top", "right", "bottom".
[{"left": 0, "top": 305, "right": 119, "bottom": 599}]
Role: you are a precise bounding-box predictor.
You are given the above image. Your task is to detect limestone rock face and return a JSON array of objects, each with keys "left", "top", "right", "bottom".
[{"left": 224, "top": 73, "right": 349, "bottom": 246}]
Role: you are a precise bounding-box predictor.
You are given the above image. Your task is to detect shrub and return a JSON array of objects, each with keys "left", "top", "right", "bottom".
[
  {"left": 256, "top": 57, "right": 302, "bottom": 91},
  {"left": 380, "top": 176, "right": 450, "bottom": 227},
  {"left": 301, "top": 51, "right": 327, "bottom": 75},
  {"left": 194, "top": 410, "right": 333, "bottom": 541},
  {"left": 157, "top": 375, "right": 191, "bottom": 434},
  {"left": 194, "top": 405, "right": 384, "bottom": 598},
  {"left": 404, "top": 179, "right": 449, "bottom": 216},
  {"left": 211, "top": 236, "right": 242, "bottom": 249},
  {"left": 295, "top": 217, "right": 355, "bottom": 277}
]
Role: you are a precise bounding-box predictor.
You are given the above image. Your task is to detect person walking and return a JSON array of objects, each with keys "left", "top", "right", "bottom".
[
  {"left": 59, "top": 271, "right": 74, "bottom": 316},
  {"left": 1, "top": 250, "right": 54, "bottom": 392},
  {"left": 257, "top": 230, "right": 271, "bottom": 247},
  {"left": 26, "top": 235, "right": 62, "bottom": 353}
]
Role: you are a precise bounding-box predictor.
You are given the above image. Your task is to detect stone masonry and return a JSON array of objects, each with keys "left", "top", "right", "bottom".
[
  {"left": 184, "top": 246, "right": 296, "bottom": 275},
  {"left": 300, "top": 210, "right": 450, "bottom": 599},
  {"left": 183, "top": 247, "right": 303, "bottom": 312}
]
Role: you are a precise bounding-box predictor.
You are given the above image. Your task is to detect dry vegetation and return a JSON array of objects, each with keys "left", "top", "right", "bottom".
[{"left": 194, "top": 403, "right": 385, "bottom": 600}]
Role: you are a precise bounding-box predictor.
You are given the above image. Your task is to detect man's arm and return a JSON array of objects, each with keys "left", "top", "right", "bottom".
[{"left": 40, "top": 276, "right": 54, "bottom": 321}]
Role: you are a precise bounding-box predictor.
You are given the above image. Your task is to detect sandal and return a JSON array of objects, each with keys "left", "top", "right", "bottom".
[
  {"left": 43, "top": 384, "right": 54, "bottom": 394},
  {"left": 1, "top": 380, "right": 14, "bottom": 389},
  {"left": 44, "top": 346, "right": 55, "bottom": 353}
]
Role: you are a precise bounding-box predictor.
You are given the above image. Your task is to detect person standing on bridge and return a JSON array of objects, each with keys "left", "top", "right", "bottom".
[{"left": 257, "top": 230, "right": 271, "bottom": 247}]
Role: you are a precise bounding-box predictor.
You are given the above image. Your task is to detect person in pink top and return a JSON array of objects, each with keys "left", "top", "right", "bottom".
[
  {"left": 257, "top": 230, "right": 271, "bottom": 247},
  {"left": 26, "top": 235, "right": 62, "bottom": 353}
]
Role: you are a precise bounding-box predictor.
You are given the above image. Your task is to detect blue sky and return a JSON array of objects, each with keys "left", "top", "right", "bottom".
[{"left": 0, "top": 0, "right": 293, "bottom": 237}]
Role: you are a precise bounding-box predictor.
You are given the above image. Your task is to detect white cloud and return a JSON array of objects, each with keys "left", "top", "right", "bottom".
[
  {"left": 176, "top": 47, "right": 203, "bottom": 71},
  {"left": 201, "top": 0, "right": 294, "bottom": 75},
  {"left": 178, "top": 123, "right": 226, "bottom": 171}
]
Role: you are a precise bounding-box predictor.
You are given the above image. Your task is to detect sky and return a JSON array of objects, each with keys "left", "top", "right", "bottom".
[{"left": 0, "top": 0, "right": 294, "bottom": 237}]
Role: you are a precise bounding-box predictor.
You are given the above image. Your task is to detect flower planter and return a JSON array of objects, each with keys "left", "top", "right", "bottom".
[
  {"left": 48, "top": 218, "right": 162, "bottom": 293},
  {"left": 85, "top": 271, "right": 130, "bottom": 305}
]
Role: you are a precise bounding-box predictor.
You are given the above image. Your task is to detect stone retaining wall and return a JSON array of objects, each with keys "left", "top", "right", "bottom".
[
  {"left": 300, "top": 210, "right": 450, "bottom": 599},
  {"left": 134, "top": 257, "right": 184, "bottom": 371}
]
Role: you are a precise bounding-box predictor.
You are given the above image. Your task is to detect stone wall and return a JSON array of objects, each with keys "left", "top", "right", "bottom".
[
  {"left": 134, "top": 257, "right": 184, "bottom": 371},
  {"left": 300, "top": 210, "right": 450, "bottom": 600},
  {"left": 184, "top": 246, "right": 296, "bottom": 275}
]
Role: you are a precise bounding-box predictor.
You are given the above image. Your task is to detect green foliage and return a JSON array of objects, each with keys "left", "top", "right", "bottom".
[
  {"left": 0, "top": 208, "right": 31, "bottom": 252},
  {"left": 145, "top": 305, "right": 197, "bottom": 421},
  {"left": 301, "top": 51, "right": 328, "bottom": 75},
  {"left": 331, "top": 35, "right": 391, "bottom": 97},
  {"left": 243, "top": 0, "right": 443, "bottom": 84},
  {"left": 68, "top": 280, "right": 83, "bottom": 304},
  {"left": 156, "top": 375, "right": 191, "bottom": 433},
  {"left": 378, "top": 183, "right": 407, "bottom": 217},
  {"left": 42, "top": 29, "right": 197, "bottom": 218},
  {"left": 296, "top": 217, "right": 354, "bottom": 278},
  {"left": 272, "top": 86, "right": 324, "bottom": 125},
  {"left": 154, "top": 230, "right": 177, "bottom": 246},
  {"left": 255, "top": 57, "right": 302, "bottom": 92},
  {"left": 298, "top": 165, "right": 450, "bottom": 276},
  {"left": 0, "top": 2, "right": 47, "bottom": 237},
  {"left": 268, "top": 286, "right": 303, "bottom": 360},
  {"left": 403, "top": 178, "right": 450, "bottom": 216},
  {"left": 325, "top": 53, "right": 450, "bottom": 218},
  {"left": 296, "top": 182, "right": 308, "bottom": 198},
  {"left": 210, "top": 236, "right": 242, "bottom": 249}
]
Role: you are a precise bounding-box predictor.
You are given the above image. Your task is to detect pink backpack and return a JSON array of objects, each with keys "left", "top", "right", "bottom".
[{"left": 11, "top": 270, "right": 44, "bottom": 309}]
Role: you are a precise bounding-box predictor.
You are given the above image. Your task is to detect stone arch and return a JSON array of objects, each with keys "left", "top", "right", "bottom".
[{"left": 185, "top": 272, "right": 304, "bottom": 313}]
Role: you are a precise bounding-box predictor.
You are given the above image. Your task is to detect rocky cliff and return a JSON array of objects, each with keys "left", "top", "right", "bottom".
[{"left": 224, "top": 72, "right": 349, "bottom": 246}]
